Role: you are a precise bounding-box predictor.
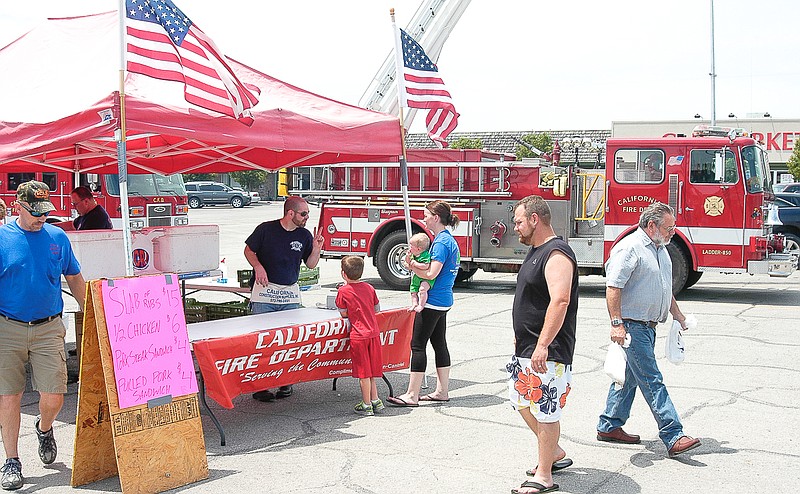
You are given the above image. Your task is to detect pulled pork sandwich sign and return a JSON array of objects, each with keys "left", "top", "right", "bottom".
[
  {"left": 192, "top": 308, "right": 414, "bottom": 408},
  {"left": 101, "top": 275, "right": 198, "bottom": 409}
]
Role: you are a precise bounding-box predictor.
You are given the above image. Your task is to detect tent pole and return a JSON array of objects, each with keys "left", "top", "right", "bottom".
[
  {"left": 118, "top": 0, "right": 134, "bottom": 276},
  {"left": 391, "top": 9, "right": 414, "bottom": 244}
]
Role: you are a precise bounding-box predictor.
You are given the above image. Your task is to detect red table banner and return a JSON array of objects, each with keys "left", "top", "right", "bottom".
[{"left": 192, "top": 308, "right": 414, "bottom": 408}]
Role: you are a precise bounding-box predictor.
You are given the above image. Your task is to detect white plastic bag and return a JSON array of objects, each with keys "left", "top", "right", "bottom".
[
  {"left": 604, "top": 335, "right": 630, "bottom": 390},
  {"left": 665, "top": 314, "right": 696, "bottom": 365},
  {"left": 665, "top": 321, "right": 685, "bottom": 364}
]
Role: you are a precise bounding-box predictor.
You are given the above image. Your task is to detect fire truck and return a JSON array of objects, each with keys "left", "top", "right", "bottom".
[
  {"left": 298, "top": 126, "right": 796, "bottom": 293},
  {"left": 0, "top": 170, "right": 189, "bottom": 229}
]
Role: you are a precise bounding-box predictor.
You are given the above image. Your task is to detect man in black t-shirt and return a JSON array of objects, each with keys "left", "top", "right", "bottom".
[
  {"left": 507, "top": 195, "right": 578, "bottom": 494},
  {"left": 55, "top": 186, "right": 112, "bottom": 231},
  {"left": 244, "top": 196, "right": 324, "bottom": 402}
]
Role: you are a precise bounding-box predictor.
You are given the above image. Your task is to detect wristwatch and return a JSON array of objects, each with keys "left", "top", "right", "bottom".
[{"left": 610, "top": 318, "right": 624, "bottom": 327}]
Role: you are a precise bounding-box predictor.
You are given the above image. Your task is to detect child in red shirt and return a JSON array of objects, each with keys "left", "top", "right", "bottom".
[{"left": 335, "top": 256, "right": 384, "bottom": 416}]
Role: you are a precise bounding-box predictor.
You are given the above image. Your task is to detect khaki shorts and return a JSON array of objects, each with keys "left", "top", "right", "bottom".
[{"left": 0, "top": 317, "right": 67, "bottom": 395}]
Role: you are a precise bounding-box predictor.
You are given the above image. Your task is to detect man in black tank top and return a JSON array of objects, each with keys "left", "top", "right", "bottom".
[{"left": 507, "top": 195, "right": 578, "bottom": 494}]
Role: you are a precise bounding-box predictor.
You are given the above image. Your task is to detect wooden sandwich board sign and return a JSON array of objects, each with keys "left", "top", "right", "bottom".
[{"left": 71, "top": 274, "right": 208, "bottom": 494}]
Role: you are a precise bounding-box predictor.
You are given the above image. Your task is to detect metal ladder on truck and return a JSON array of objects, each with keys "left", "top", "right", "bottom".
[
  {"left": 360, "top": 0, "right": 472, "bottom": 123},
  {"left": 293, "top": 159, "right": 521, "bottom": 201}
]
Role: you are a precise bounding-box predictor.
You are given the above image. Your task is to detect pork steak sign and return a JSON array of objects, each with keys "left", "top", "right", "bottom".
[{"left": 101, "top": 275, "right": 198, "bottom": 409}]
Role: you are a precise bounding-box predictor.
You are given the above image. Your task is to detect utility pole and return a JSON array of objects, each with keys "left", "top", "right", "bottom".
[{"left": 710, "top": 0, "right": 717, "bottom": 126}]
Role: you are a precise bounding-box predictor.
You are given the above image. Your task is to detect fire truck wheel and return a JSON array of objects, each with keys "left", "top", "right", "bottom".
[
  {"left": 455, "top": 267, "right": 478, "bottom": 283},
  {"left": 685, "top": 271, "right": 704, "bottom": 289},
  {"left": 376, "top": 231, "right": 412, "bottom": 290},
  {"left": 783, "top": 233, "right": 800, "bottom": 268},
  {"left": 666, "top": 242, "right": 690, "bottom": 295}
]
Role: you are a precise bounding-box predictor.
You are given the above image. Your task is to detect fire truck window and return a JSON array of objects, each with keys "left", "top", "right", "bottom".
[
  {"left": 741, "top": 146, "right": 764, "bottom": 193},
  {"left": 7, "top": 173, "right": 35, "bottom": 191},
  {"left": 42, "top": 173, "right": 58, "bottom": 191},
  {"left": 613, "top": 150, "right": 663, "bottom": 183},
  {"left": 127, "top": 175, "right": 158, "bottom": 196},
  {"left": 690, "top": 149, "right": 737, "bottom": 185},
  {"left": 80, "top": 174, "right": 102, "bottom": 193}
]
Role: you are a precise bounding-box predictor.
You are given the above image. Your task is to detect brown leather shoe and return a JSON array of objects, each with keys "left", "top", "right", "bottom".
[
  {"left": 668, "top": 436, "right": 701, "bottom": 457},
  {"left": 597, "top": 427, "right": 641, "bottom": 444}
]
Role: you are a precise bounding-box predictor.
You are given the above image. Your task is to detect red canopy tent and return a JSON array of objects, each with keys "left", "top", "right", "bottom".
[{"left": 0, "top": 11, "right": 403, "bottom": 174}]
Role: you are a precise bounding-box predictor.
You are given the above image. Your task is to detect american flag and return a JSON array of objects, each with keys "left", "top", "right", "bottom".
[
  {"left": 396, "top": 28, "right": 459, "bottom": 147},
  {"left": 125, "top": 0, "right": 259, "bottom": 125}
]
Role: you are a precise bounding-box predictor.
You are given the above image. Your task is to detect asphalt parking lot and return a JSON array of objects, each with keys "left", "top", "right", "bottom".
[{"left": 18, "top": 201, "right": 800, "bottom": 493}]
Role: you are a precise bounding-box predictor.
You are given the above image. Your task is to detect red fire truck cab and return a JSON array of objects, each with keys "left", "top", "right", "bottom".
[
  {"left": 302, "top": 127, "right": 795, "bottom": 293},
  {"left": 0, "top": 170, "right": 189, "bottom": 229}
]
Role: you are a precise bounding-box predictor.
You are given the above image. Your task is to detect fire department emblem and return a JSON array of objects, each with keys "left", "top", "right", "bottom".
[{"left": 703, "top": 196, "right": 725, "bottom": 217}]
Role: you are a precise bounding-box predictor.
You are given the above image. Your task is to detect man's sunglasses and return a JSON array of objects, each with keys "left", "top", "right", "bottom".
[
  {"left": 20, "top": 203, "right": 51, "bottom": 218},
  {"left": 294, "top": 210, "right": 309, "bottom": 217}
]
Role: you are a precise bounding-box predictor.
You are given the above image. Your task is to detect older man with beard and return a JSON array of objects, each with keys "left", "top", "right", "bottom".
[{"left": 596, "top": 202, "right": 701, "bottom": 458}]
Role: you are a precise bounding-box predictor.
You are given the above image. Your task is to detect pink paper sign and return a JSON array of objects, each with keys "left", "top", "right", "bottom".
[{"left": 101, "top": 274, "right": 198, "bottom": 409}]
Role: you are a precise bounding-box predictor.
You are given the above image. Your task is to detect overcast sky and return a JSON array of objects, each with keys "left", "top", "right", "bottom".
[{"left": 1, "top": 1, "right": 798, "bottom": 134}]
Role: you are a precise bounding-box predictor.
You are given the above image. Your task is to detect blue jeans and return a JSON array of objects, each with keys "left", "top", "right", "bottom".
[
  {"left": 597, "top": 320, "right": 684, "bottom": 449},
  {"left": 250, "top": 302, "right": 301, "bottom": 314}
]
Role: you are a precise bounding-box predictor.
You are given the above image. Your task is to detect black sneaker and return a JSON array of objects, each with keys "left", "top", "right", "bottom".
[
  {"left": 276, "top": 385, "right": 293, "bottom": 399},
  {"left": 0, "top": 458, "right": 23, "bottom": 490},
  {"left": 34, "top": 416, "right": 57, "bottom": 465}
]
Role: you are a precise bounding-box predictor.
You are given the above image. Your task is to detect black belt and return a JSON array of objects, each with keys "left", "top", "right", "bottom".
[
  {"left": 623, "top": 319, "right": 658, "bottom": 328},
  {"left": 2, "top": 313, "right": 61, "bottom": 326}
]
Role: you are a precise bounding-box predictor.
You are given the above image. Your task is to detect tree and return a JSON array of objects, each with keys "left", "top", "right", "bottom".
[
  {"left": 787, "top": 144, "right": 800, "bottom": 181},
  {"left": 516, "top": 133, "right": 553, "bottom": 160},
  {"left": 448, "top": 137, "right": 483, "bottom": 149},
  {"left": 183, "top": 173, "right": 217, "bottom": 182},
  {"left": 230, "top": 170, "right": 269, "bottom": 191}
]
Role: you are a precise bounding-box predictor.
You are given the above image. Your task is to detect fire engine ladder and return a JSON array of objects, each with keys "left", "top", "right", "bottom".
[
  {"left": 359, "top": 0, "right": 472, "bottom": 124},
  {"left": 295, "top": 162, "right": 514, "bottom": 200}
]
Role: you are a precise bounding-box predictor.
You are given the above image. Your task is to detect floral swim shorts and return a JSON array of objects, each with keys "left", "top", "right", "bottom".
[{"left": 506, "top": 355, "right": 572, "bottom": 424}]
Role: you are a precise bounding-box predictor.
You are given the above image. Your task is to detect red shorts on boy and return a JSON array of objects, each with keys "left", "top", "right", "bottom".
[{"left": 350, "top": 336, "right": 383, "bottom": 378}]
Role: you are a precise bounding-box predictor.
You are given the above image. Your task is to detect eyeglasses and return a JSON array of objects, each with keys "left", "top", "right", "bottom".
[
  {"left": 20, "top": 203, "right": 50, "bottom": 218},
  {"left": 661, "top": 224, "right": 676, "bottom": 232},
  {"left": 294, "top": 210, "right": 309, "bottom": 217}
]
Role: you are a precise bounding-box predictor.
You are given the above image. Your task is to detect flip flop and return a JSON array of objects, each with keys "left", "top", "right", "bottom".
[
  {"left": 386, "top": 396, "right": 419, "bottom": 407},
  {"left": 511, "top": 481, "right": 559, "bottom": 494},
  {"left": 526, "top": 457, "right": 573, "bottom": 477},
  {"left": 419, "top": 393, "right": 450, "bottom": 402}
]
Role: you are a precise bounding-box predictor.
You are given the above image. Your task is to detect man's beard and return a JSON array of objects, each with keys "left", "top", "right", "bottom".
[
  {"left": 518, "top": 226, "right": 535, "bottom": 246},
  {"left": 652, "top": 230, "right": 671, "bottom": 247}
]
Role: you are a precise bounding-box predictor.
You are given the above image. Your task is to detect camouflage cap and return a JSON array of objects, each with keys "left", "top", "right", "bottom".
[{"left": 16, "top": 181, "right": 56, "bottom": 214}]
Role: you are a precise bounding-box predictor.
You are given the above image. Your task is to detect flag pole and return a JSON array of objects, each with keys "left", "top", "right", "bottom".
[
  {"left": 391, "top": 8, "right": 413, "bottom": 244},
  {"left": 118, "top": 0, "right": 134, "bottom": 276}
]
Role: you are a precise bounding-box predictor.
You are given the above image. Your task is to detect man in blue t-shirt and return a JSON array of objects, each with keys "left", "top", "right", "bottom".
[
  {"left": 244, "top": 196, "right": 324, "bottom": 402},
  {"left": 0, "top": 181, "right": 86, "bottom": 491}
]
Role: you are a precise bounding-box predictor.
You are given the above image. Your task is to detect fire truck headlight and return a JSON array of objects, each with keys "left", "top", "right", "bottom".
[
  {"left": 130, "top": 219, "right": 145, "bottom": 229},
  {"left": 175, "top": 217, "right": 189, "bottom": 226},
  {"left": 327, "top": 224, "right": 336, "bottom": 234},
  {"left": 176, "top": 205, "right": 189, "bottom": 215},
  {"left": 129, "top": 206, "right": 145, "bottom": 217}
]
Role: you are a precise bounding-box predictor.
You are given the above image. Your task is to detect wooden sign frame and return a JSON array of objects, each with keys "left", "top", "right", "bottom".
[{"left": 71, "top": 277, "right": 208, "bottom": 494}]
